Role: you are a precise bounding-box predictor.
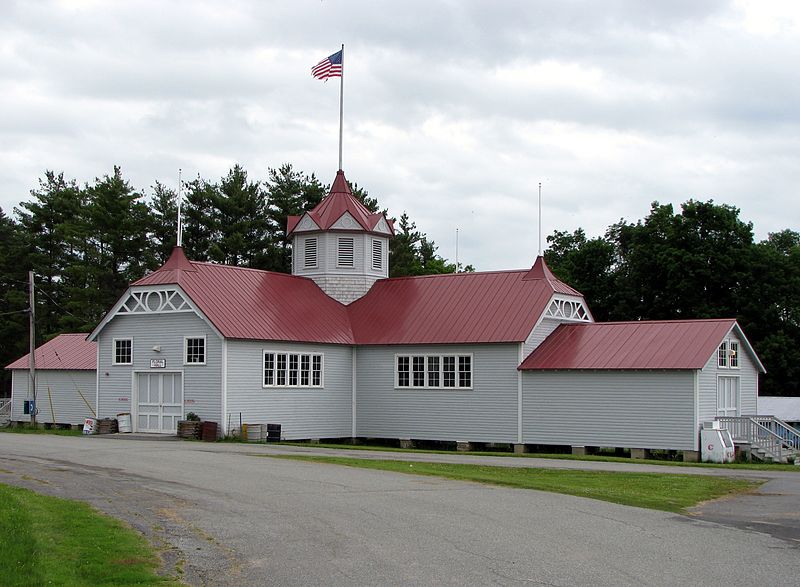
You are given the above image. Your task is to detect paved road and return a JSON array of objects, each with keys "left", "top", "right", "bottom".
[{"left": 2, "top": 434, "right": 799, "bottom": 586}]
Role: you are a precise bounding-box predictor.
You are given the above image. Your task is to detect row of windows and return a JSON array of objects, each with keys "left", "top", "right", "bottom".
[
  {"left": 718, "top": 340, "right": 740, "bottom": 369},
  {"left": 264, "top": 352, "right": 323, "bottom": 387},
  {"left": 112, "top": 342, "right": 474, "bottom": 392},
  {"left": 396, "top": 355, "right": 472, "bottom": 389},
  {"left": 112, "top": 337, "right": 205, "bottom": 366},
  {"left": 303, "top": 237, "right": 384, "bottom": 270}
]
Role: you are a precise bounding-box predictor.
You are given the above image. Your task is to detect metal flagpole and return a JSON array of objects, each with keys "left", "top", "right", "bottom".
[
  {"left": 538, "top": 182, "right": 542, "bottom": 256},
  {"left": 177, "top": 168, "right": 183, "bottom": 247},
  {"left": 29, "top": 270, "right": 36, "bottom": 427},
  {"left": 338, "top": 44, "right": 344, "bottom": 170}
]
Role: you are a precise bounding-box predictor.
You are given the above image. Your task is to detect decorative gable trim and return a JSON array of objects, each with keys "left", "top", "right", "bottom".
[
  {"left": 544, "top": 295, "right": 592, "bottom": 322},
  {"left": 88, "top": 284, "right": 223, "bottom": 341},
  {"left": 373, "top": 217, "right": 392, "bottom": 234},
  {"left": 330, "top": 211, "right": 365, "bottom": 231},
  {"left": 294, "top": 214, "right": 321, "bottom": 232}
]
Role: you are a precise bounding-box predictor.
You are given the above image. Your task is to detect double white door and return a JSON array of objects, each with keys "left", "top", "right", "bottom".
[
  {"left": 136, "top": 372, "right": 183, "bottom": 433},
  {"left": 717, "top": 376, "right": 739, "bottom": 417}
]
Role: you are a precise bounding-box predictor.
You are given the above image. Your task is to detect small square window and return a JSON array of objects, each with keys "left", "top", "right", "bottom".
[
  {"left": 185, "top": 337, "right": 206, "bottom": 364},
  {"left": 113, "top": 339, "right": 132, "bottom": 365}
]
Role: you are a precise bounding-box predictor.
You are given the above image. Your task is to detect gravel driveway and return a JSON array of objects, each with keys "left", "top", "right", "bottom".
[{"left": 2, "top": 434, "right": 799, "bottom": 586}]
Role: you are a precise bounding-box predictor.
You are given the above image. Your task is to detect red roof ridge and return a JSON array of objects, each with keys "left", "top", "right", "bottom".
[
  {"left": 378, "top": 269, "right": 529, "bottom": 283},
  {"left": 587, "top": 318, "right": 736, "bottom": 326}
]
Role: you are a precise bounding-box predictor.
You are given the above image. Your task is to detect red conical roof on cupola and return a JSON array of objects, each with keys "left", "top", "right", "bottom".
[{"left": 287, "top": 170, "right": 395, "bottom": 237}]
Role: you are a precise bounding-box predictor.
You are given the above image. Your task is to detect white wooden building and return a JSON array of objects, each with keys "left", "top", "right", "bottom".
[{"left": 61, "top": 169, "right": 772, "bottom": 458}]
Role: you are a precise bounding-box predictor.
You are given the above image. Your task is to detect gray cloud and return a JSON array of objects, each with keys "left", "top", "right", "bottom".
[{"left": 1, "top": 0, "right": 798, "bottom": 270}]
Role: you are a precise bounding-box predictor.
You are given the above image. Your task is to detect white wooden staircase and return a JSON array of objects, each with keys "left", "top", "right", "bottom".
[
  {"left": 717, "top": 416, "right": 800, "bottom": 463},
  {"left": 0, "top": 400, "right": 10, "bottom": 426}
]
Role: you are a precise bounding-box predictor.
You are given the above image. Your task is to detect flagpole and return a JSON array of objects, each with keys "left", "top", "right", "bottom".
[{"left": 338, "top": 43, "right": 344, "bottom": 171}]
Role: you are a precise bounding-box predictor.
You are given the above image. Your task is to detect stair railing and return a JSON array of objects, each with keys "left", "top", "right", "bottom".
[{"left": 716, "top": 416, "right": 790, "bottom": 462}]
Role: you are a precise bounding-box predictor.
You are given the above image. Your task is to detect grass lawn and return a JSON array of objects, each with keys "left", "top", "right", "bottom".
[
  {"left": 267, "top": 455, "right": 760, "bottom": 513},
  {"left": 277, "top": 441, "right": 800, "bottom": 472},
  {"left": 0, "top": 424, "right": 83, "bottom": 436},
  {"left": 0, "top": 483, "right": 176, "bottom": 586}
]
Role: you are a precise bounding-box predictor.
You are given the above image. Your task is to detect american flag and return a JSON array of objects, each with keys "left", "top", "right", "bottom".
[{"left": 311, "top": 49, "right": 343, "bottom": 80}]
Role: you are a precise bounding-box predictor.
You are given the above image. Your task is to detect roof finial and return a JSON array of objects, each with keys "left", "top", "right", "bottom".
[{"left": 176, "top": 168, "right": 183, "bottom": 248}]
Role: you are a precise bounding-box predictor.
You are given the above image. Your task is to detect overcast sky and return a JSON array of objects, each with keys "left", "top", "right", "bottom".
[{"left": 2, "top": 0, "right": 799, "bottom": 270}]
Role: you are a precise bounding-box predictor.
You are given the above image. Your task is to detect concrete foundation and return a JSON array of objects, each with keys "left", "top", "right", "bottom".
[
  {"left": 571, "top": 446, "right": 588, "bottom": 457},
  {"left": 513, "top": 444, "right": 528, "bottom": 454},
  {"left": 630, "top": 448, "right": 652, "bottom": 460},
  {"left": 682, "top": 450, "right": 700, "bottom": 463},
  {"left": 456, "top": 441, "right": 473, "bottom": 452},
  {"left": 399, "top": 439, "right": 415, "bottom": 449}
]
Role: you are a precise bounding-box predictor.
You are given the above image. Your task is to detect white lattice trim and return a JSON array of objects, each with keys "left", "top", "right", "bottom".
[
  {"left": 117, "top": 289, "right": 193, "bottom": 314},
  {"left": 545, "top": 297, "right": 591, "bottom": 322}
]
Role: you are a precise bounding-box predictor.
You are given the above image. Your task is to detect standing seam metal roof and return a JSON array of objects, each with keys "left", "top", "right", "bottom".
[
  {"left": 518, "top": 319, "right": 745, "bottom": 370},
  {"left": 5, "top": 333, "right": 96, "bottom": 370}
]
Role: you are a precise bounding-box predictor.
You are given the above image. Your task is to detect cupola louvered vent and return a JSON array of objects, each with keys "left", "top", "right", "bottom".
[
  {"left": 304, "top": 238, "right": 318, "bottom": 268},
  {"left": 372, "top": 239, "right": 383, "bottom": 270},
  {"left": 337, "top": 237, "right": 354, "bottom": 267}
]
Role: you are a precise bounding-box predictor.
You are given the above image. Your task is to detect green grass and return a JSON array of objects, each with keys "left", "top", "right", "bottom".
[
  {"left": 276, "top": 441, "right": 800, "bottom": 472},
  {"left": 0, "top": 483, "right": 175, "bottom": 586},
  {"left": 267, "top": 455, "right": 760, "bottom": 513},
  {"left": 0, "top": 424, "right": 83, "bottom": 436}
]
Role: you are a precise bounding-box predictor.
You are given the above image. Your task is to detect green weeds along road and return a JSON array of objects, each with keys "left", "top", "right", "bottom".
[
  {"left": 0, "top": 484, "right": 175, "bottom": 586},
  {"left": 268, "top": 455, "right": 760, "bottom": 513}
]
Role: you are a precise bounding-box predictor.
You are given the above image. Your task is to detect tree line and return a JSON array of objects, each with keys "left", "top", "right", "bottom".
[
  {"left": 544, "top": 200, "right": 800, "bottom": 396},
  {"left": 2, "top": 168, "right": 796, "bottom": 397},
  {"left": 0, "top": 164, "right": 461, "bottom": 393}
]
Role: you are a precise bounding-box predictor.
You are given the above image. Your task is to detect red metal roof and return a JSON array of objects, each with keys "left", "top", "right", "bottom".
[
  {"left": 518, "top": 319, "right": 741, "bottom": 370},
  {"left": 132, "top": 251, "right": 354, "bottom": 344},
  {"left": 6, "top": 333, "right": 96, "bottom": 370},
  {"left": 122, "top": 251, "right": 581, "bottom": 346},
  {"left": 349, "top": 261, "right": 582, "bottom": 345},
  {"left": 287, "top": 170, "right": 394, "bottom": 236}
]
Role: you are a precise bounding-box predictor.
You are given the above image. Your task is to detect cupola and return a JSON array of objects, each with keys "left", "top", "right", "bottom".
[{"left": 287, "top": 170, "right": 394, "bottom": 304}]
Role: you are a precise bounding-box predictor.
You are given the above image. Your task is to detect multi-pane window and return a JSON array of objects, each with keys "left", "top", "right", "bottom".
[
  {"left": 264, "top": 351, "right": 323, "bottom": 388},
  {"left": 338, "top": 237, "right": 354, "bottom": 267},
  {"left": 718, "top": 340, "right": 740, "bottom": 369},
  {"left": 729, "top": 341, "right": 739, "bottom": 368},
  {"left": 113, "top": 338, "right": 132, "bottom": 365},
  {"left": 304, "top": 238, "right": 318, "bottom": 268},
  {"left": 372, "top": 239, "right": 383, "bottom": 270},
  {"left": 185, "top": 337, "right": 205, "bottom": 364},
  {"left": 396, "top": 354, "right": 473, "bottom": 389}
]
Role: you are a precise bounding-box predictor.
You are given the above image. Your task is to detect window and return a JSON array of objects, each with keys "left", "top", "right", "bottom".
[
  {"left": 337, "top": 237, "right": 354, "bottom": 267},
  {"left": 729, "top": 341, "right": 739, "bottom": 368},
  {"left": 113, "top": 338, "right": 132, "bottom": 365},
  {"left": 718, "top": 339, "right": 740, "bottom": 369},
  {"left": 372, "top": 239, "right": 383, "bottom": 270},
  {"left": 304, "top": 238, "right": 317, "bottom": 268},
  {"left": 264, "top": 351, "right": 324, "bottom": 388},
  {"left": 396, "top": 354, "right": 473, "bottom": 389},
  {"left": 185, "top": 337, "right": 206, "bottom": 364}
]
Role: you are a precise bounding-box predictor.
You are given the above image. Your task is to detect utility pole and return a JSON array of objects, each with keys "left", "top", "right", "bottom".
[{"left": 29, "top": 270, "right": 36, "bottom": 427}]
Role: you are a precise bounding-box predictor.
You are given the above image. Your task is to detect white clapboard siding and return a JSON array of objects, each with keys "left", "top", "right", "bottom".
[
  {"left": 225, "top": 340, "right": 352, "bottom": 439},
  {"left": 697, "top": 330, "right": 759, "bottom": 421},
  {"left": 10, "top": 369, "right": 96, "bottom": 425},
  {"left": 356, "top": 344, "right": 519, "bottom": 443},
  {"left": 522, "top": 370, "right": 696, "bottom": 450},
  {"left": 97, "top": 312, "right": 223, "bottom": 425}
]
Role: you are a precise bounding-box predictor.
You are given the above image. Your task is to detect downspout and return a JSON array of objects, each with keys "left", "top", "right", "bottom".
[
  {"left": 518, "top": 343, "right": 523, "bottom": 445},
  {"left": 221, "top": 338, "right": 228, "bottom": 436},
  {"left": 352, "top": 346, "right": 357, "bottom": 438}
]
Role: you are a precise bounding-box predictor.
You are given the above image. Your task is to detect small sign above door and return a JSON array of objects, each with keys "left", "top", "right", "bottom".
[{"left": 150, "top": 359, "right": 167, "bottom": 368}]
